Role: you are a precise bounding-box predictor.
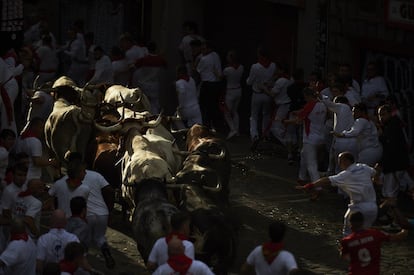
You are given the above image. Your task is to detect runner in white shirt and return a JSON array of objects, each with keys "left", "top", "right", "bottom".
[
  {"left": 222, "top": 50, "right": 244, "bottom": 139},
  {"left": 111, "top": 46, "right": 130, "bottom": 86},
  {"left": 246, "top": 47, "right": 276, "bottom": 147},
  {"left": 36, "top": 210, "right": 80, "bottom": 274},
  {"left": 175, "top": 65, "right": 202, "bottom": 128},
  {"left": 12, "top": 179, "right": 44, "bottom": 240},
  {"left": 361, "top": 62, "right": 389, "bottom": 116},
  {"left": 0, "top": 129, "right": 15, "bottom": 184},
  {"left": 286, "top": 88, "right": 327, "bottom": 186},
  {"left": 178, "top": 21, "right": 205, "bottom": 74},
  {"left": 35, "top": 34, "right": 58, "bottom": 85},
  {"left": 335, "top": 103, "right": 382, "bottom": 167},
  {"left": 64, "top": 152, "right": 115, "bottom": 269},
  {"left": 298, "top": 152, "right": 379, "bottom": 236},
  {"left": 88, "top": 46, "right": 114, "bottom": 85},
  {"left": 196, "top": 41, "right": 222, "bottom": 129},
  {"left": 120, "top": 33, "right": 148, "bottom": 66},
  {"left": 16, "top": 118, "right": 58, "bottom": 181},
  {"left": 0, "top": 56, "right": 19, "bottom": 134},
  {"left": 147, "top": 211, "right": 195, "bottom": 271},
  {"left": 241, "top": 221, "right": 298, "bottom": 275},
  {"left": 64, "top": 27, "right": 89, "bottom": 86},
  {"left": 48, "top": 160, "right": 90, "bottom": 217},
  {"left": 338, "top": 63, "right": 360, "bottom": 94},
  {"left": 320, "top": 95, "right": 357, "bottom": 174},
  {"left": 268, "top": 64, "right": 294, "bottom": 145},
  {"left": 153, "top": 237, "right": 213, "bottom": 275},
  {"left": 24, "top": 89, "right": 54, "bottom": 125},
  {"left": 0, "top": 218, "right": 37, "bottom": 275}
]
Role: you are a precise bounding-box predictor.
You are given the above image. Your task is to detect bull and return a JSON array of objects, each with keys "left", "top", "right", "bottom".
[
  {"left": 44, "top": 76, "right": 100, "bottom": 169},
  {"left": 171, "top": 183, "right": 238, "bottom": 275},
  {"left": 104, "top": 84, "right": 151, "bottom": 113},
  {"left": 175, "top": 124, "right": 232, "bottom": 206}
]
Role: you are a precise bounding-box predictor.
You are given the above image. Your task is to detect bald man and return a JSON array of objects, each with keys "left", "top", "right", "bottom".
[
  {"left": 36, "top": 209, "right": 79, "bottom": 274},
  {"left": 153, "top": 236, "right": 213, "bottom": 275}
]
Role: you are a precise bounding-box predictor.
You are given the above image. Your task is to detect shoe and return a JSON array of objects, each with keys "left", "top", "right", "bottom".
[
  {"left": 251, "top": 136, "right": 260, "bottom": 151},
  {"left": 381, "top": 222, "right": 401, "bottom": 232},
  {"left": 226, "top": 130, "right": 237, "bottom": 140},
  {"left": 101, "top": 243, "right": 116, "bottom": 269}
]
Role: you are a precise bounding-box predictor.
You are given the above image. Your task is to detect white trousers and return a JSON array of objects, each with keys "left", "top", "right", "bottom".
[
  {"left": 270, "top": 103, "right": 290, "bottom": 144},
  {"left": 87, "top": 214, "right": 108, "bottom": 248},
  {"left": 224, "top": 88, "right": 241, "bottom": 133},
  {"left": 358, "top": 145, "right": 383, "bottom": 167},
  {"left": 382, "top": 170, "right": 414, "bottom": 198},
  {"left": 249, "top": 93, "right": 272, "bottom": 139},
  {"left": 299, "top": 143, "right": 321, "bottom": 182},
  {"left": 343, "top": 202, "right": 378, "bottom": 236}
]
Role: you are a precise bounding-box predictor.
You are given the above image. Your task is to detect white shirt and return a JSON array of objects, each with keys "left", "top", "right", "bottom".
[
  {"left": 302, "top": 102, "right": 327, "bottom": 145},
  {"left": 344, "top": 88, "right": 361, "bottom": 107},
  {"left": 82, "top": 170, "right": 110, "bottom": 216},
  {"left": 246, "top": 62, "right": 276, "bottom": 93},
  {"left": 246, "top": 246, "right": 298, "bottom": 275},
  {"left": 342, "top": 118, "right": 381, "bottom": 150},
  {"left": 321, "top": 98, "right": 354, "bottom": 133},
  {"left": 176, "top": 78, "right": 199, "bottom": 110},
  {"left": 15, "top": 137, "right": 42, "bottom": 180},
  {"left": 153, "top": 259, "right": 214, "bottom": 275},
  {"left": 0, "top": 58, "right": 13, "bottom": 83},
  {"left": 179, "top": 34, "right": 205, "bottom": 63},
  {"left": 0, "top": 238, "right": 37, "bottom": 275},
  {"left": 12, "top": 195, "right": 42, "bottom": 237},
  {"left": 64, "top": 33, "right": 87, "bottom": 64},
  {"left": 196, "top": 51, "right": 222, "bottom": 82},
  {"left": 89, "top": 55, "right": 114, "bottom": 84},
  {"left": 352, "top": 79, "right": 360, "bottom": 94},
  {"left": 1, "top": 183, "right": 24, "bottom": 212},
  {"left": 36, "top": 228, "right": 79, "bottom": 263},
  {"left": 125, "top": 45, "right": 148, "bottom": 65},
  {"left": 26, "top": 90, "right": 54, "bottom": 122},
  {"left": 271, "top": 77, "right": 293, "bottom": 105},
  {"left": 223, "top": 65, "right": 244, "bottom": 89},
  {"left": 329, "top": 163, "right": 377, "bottom": 205},
  {"left": 148, "top": 237, "right": 195, "bottom": 266},
  {"left": 361, "top": 76, "right": 389, "bottom": 109},
  {"left": 112, "top": 58, "right": 130, "bottom": 86},
  {"left": 48, "top": 178, "right": 90, "bottom": 217},
  {"left": 36, "top": 45, "right": 58, "bottom": 72}
]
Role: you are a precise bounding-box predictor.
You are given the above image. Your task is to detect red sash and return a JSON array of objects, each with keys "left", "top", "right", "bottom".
[
  {"left": 20, "top": 130, "right": 37, "bottom": 139},
  {"left": 168, "top": 254, "right": 193, "bottom": 275},
  {"left": 262, "top": 242, "right": 284, "bottom": 264},
  {"left": 298, "top": 100, "right": 318, "bottom": 136},
  {"left": 59, "top": 259, "right": 78, "bottom": 275},
  {"left": 0, "top": 76, "right": 14, "bottom": 125},
  {"left": 18, "top": 190, "right": 32, "bottom": 197},
  {"left": 10, "top": 233, "right": 29, "bottom": 242}
]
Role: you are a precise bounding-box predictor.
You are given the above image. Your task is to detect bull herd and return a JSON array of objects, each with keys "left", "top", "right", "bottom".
[{"left": 43, "top": 77, "right": 239, "bottom": 274}]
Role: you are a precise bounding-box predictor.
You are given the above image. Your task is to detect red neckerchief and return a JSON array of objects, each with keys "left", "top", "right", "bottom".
[
  {"left": 20, "top": 129, "right": 38, "bottom": 139},
  {"left": 298, "top": 100, "right": 318, "bottom": 136},
  {"left": 10, "top": 233, "right": 29, "bottom": 242},
  {"left": 258, "top": 57, "right": 271, "bottom": 68},
  {"left": 67, "top": 178, "right": 82, "bottom": 189},
  {"left": 18, "top": 189, "right": 32, "bottom": 197},
  {"left": 167, "top": 254, "right": 193, "bottom": 275},
  {"left": 281, "top": 73, "right": 290, "bottom": 80},
  {"left": 166, "top": 232, "right": 188, "bottom": 244},
  {"left": 59, "top": 259, "right": 78, "bottom": 275},
  {"left": 0, "top": 76, "right": 14, "bottom": 125},
  {"left": 262, "top": 242, "right": 284, "bottom": 264},
  {"left": 178, "top": 74, "right": 190, "bottom": 82}
]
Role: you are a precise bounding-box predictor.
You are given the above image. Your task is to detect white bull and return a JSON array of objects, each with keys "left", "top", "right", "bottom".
[{"left": 104, "top": 85, "right": 151, "bottom": 112}]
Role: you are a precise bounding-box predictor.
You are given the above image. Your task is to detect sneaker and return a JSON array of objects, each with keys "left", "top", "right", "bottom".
[{"left": 226, "top": 130, "right": 237, "bottom": 140}]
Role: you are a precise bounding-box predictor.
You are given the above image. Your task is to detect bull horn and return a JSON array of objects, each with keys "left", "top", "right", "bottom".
[
  {"left": 142, "top": 112, "right": 163, "bottom": 128},
  {"left": 170, "top": 128, "right": 189, "bottom": 134},
  {"left": 94, "top": 120, "right": 123, "bottom": 132},
  {"left": 202, "top": 178, "right": 222, "bottom": 193},
  {"left": 207, "top": 149, "right": 226, "bottom": 160},
  {"left": 33, "top": 75, "right": 40, "bottom": 90},
  {"left": 165, "top": 183, "right": 187, "bottom": 190},
  {"left": 83, "top": 82, "right": 90, "bottom": 90}
]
